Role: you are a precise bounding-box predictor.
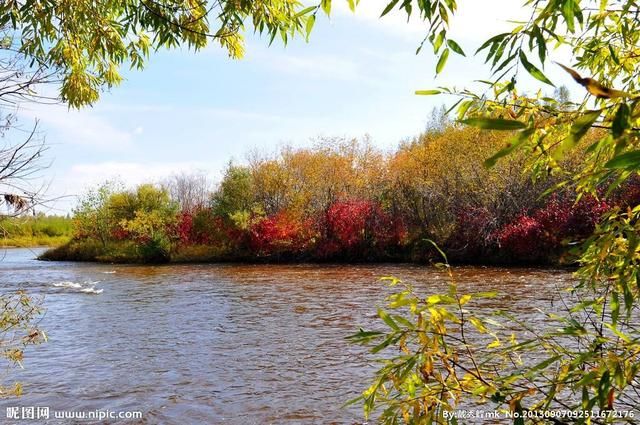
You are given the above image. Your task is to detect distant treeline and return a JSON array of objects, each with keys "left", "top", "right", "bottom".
[
  {"left": 42, "top": 124, "right": 640, "bottom": 264},
  {"left": 1, "top": 215, "right": 72, "bottom": 247}
]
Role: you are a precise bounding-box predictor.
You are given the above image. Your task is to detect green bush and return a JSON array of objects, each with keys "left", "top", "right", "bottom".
[
  {"left": 138, "top": 235, "right": 171, "bottom": 263},
  {"left": 0, "top": 216, "right": 72, "bottom": 247},
  {"left": 170, "top": 244, "right": 228, "bottom": 263}
]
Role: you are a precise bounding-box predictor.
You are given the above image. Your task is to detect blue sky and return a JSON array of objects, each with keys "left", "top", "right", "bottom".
[{"left": 14, "top": 0, "right": 576, "bottom": 213}]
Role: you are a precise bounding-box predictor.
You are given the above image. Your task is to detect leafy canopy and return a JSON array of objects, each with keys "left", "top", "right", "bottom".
[{"left": 1, "top": 0, "right": 320, "bottom": 107}]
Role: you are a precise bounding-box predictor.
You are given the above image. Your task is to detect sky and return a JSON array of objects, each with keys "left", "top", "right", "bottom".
[{"left": 11, "top": 0, "right": 576, "bottom": 213}]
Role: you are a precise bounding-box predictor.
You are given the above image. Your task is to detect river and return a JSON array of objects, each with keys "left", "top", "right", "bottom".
[{"left": 0, "top": 248, "right": 574, "bottom": 424}]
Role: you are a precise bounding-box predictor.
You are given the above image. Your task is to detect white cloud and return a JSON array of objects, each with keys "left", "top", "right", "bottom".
[
  {"left": 248, "top": 47, "right": 380, "bottom": 84},
  {"left": 98, "top": 102, "right": 285, "bottom": 124},
  {"left": 46, "top": 160, "right": 225, "bottom": 212},
  {"left": 197, "top": 107, "right": 285, "bottom": 123},
  {"left": 19, "top": 103, "right": 136, "bottom": 150},
  {"left": 335, "top": 0, "right": 531, "bottom": 45},
  {"left": 67, "top": 161, "right": 218, "bottom": 187}
]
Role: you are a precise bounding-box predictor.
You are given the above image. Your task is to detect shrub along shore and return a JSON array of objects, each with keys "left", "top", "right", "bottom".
[
  {"left": 1, "top": 216, "right": 72, "bottom": 248},
  {"left": 40, "top": 124, "right": 640, "bottom": 265}
]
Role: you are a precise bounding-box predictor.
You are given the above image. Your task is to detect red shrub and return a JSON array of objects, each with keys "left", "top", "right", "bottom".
[
  {"left": 248, "top": 212, "right": 316, "bottom": 256},
  {"left": 317, "top": 200, "right": 405, "bottom": 258},
  {"left": 495, "top": 215, "right": 549, "bottom": 260},
  {"left": 496, "top": 194, "right": 610, "bottom": 261},
  {"left": 446, "top": 207, "right": 494, "bottom": 259},
  {"left": 176, "top": 211, "right": 194, "bottom": 244},
  {"left": 175, "top": 209, "right": 231, "bottom": 246},
  {"left": 559, "top": 196, "right": 609, "bottom": 238},
  {"left": 110, "top": 227, "right": 131, "bottom": 241},
  {"left": 615, "top": 174, "right": 640, "bottom": 208}
]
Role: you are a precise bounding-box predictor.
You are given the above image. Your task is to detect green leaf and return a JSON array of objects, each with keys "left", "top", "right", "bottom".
[
  {"left": 342, "top": 395, "right": 363, "bottom": 408},
  {"left": 598, "top": 371, "right": 611, "bottom": 408},
  {"left": 604, "top": 150, "right": 640, "bottom": 169},
  {"left": 457, "top": 100, "right": 473, "bottom": 120},
  {"left": 392, "top": 314, "right": 414, "bottom": 329},
  {"left": 305, "top": 15, "right": 315, "bottom": 40},
  {"left": 294, "top": 6, "right": 317, "bottom": 18},
  {"left": 474, "top": 291, "right": 499, "bottom": 298},
  {"left": 554, "top": 110, "right": 601, "bottom": 159},
  {"left": 530, "top": 25, "right": 546, "bottom": 64},
  {"left": 415, "top": 89, "right": 441, "bottom": 95},
  {"left": 447, "top": 39, "right": 466, "bottom": 56},
  {"left": 519, "top": 51, "right": 555, "bottom": 86},
  {"left": 529, "top": 355, "right": 561, "bottom": 374},
  {"left": 484, "top": 127, "right": 534, "bottom": 168},
  {"left": 611, "top": 291, "right": 620, "bottom": 325},
  {"left": 576, "top": 371, "right": 598, "bottom": 387},
  {"left": 426, "top": 238, "right": 448, "bottom": 263},
  {"left": 378, "top": 308, "right": 399, "bottom": 331},
  {"left": 436, "top": 48, "right": 450, "bottom": 75},
  {"left": 346, "top": 329, "right": 385, "bottom": 343},
  {"left": 604, "top": 323, "right": 631, "bottom": 343},
  {"left": 612, "top": 103, "right": 630, "bottom": 138},
  {"left": 347, "top": 0, "right": 356, "bottom": 12},
  {"left": 475, "top": 33, "right": 510, "bottom": 54},
  {"left": 380, "top": 0, "right": 400, "bottom": 17},
  {"left": 562, "top": 0, "right": 576, "bottom": 32},
  {"left": 321, "top": 0, "right": 331, "bottom": 15},
  {"left": 433, "top": 30, "right": 445, "bottom": 54},
  {"left": 427, "top": 294, "right": 456, "bottom": 305},
  {"left": 461, "top": 117, "right": 527, "bottom": 130},
  {"left": 371, "top": 334, "right": 401, "bottom": 353},
  {"left": 469, "top": 317, "right": 488, "bottom": 333}
]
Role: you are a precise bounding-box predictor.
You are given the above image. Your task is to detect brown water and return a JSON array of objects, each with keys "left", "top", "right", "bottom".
[{"left": 0, "top": 248, "right": 574, "bottom": 424}]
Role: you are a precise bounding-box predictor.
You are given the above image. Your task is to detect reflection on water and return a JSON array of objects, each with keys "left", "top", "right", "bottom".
[{"left": 0, "top": 249, "right": 574, "bottom": 424}]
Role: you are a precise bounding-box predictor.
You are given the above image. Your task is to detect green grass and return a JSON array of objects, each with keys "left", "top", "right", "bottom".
[
  {"left": 41, "top": 240, "right": 231, "bottom": 263},
  {"left": 40, "top": 240, "right": 139, "bottom": 262},
  {"left": 0, "top": 215, "right": 73, "bottom": 247}
]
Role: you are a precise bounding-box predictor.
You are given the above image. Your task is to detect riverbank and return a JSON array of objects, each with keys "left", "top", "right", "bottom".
[
  {"left": 1, "top": 216, "right": 73, "bottom": 248},
  {"left": 39, "top": 239, "right": 407, "bottom": 264},
  {"left": 39, "top": 238, "right": 573, "bottom": 266},
  {"left": 1, "top": 235, "right": 70, "bottom": 248}
]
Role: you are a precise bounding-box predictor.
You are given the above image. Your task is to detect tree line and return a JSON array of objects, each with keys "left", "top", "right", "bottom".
[{"left": 43, "top": 123, "right": 640, "bottom": 264}]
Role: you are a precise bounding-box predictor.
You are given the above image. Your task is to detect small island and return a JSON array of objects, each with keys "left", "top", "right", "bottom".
[{"left": 40, "top": 124, "right": 640, "bottom": 266}]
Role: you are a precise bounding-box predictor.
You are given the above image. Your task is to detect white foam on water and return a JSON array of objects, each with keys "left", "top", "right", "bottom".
[
  {"left": 52, "top": 281, "right": 82, "bottom": 289},
  {"left": 51, "top": 281, "right": 103, "bottom": 295},
  {"left": 80, "top": 287, "right": 104, "bottom": 295}
]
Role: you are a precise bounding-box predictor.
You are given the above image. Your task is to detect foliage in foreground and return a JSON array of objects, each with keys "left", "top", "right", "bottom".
[
  {"left": 0, "top": 292, "right": 45, "bottom": 397},
  {"left": 350, "top": 252, "right": 640, "bottom": 424},
  {"left": 1, "top": 0, "right": 326, "bottom": 108}
]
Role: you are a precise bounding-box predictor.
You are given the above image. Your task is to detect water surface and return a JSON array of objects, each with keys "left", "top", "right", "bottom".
[{"left": 0, "top": 248, "right": 573, "bottom": 424}]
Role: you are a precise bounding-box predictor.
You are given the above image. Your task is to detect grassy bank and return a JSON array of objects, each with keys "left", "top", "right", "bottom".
[
  {"left": 40, "top": 240, "right": 235, "bottom": 263},
  {"left": 0, "top": 216, "right": 73, "bottom": 247},
  {"left": 40, "top": 239, "right": 555, "bottom": 265}
]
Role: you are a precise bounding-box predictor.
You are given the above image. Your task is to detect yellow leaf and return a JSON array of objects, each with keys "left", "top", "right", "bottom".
[
  {"left": 469, "top": 317, "right": 488, "bottom": 333},
  {"left": 487, "top": 339, "right": 501, "bottom": 349}
]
